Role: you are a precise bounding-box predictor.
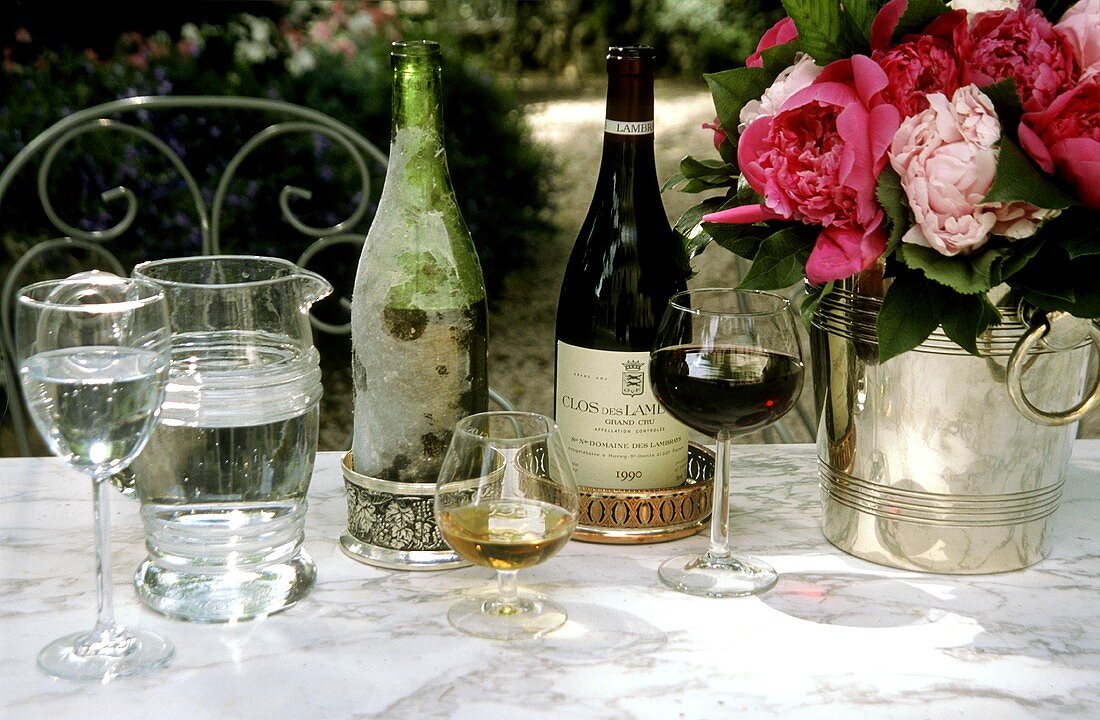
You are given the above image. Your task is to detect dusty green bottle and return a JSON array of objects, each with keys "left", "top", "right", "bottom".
[{"left": 351, "top": 40, "right": 488, "bottom": 482}]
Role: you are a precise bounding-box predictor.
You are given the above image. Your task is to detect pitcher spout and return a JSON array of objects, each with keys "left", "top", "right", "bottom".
[{"left": 295, "top": 268, "right": 333, "bottom": 310}]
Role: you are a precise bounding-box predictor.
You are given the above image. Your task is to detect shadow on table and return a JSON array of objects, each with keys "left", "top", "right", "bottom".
[
  {"left": 761, "top": 572, "right": 949, "bottom": 629},
  {"left": 527, "top": 601, "right": 668, "bottom": 664}
]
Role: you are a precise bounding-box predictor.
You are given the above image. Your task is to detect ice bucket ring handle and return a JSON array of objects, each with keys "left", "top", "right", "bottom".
[{"left": 1007, "top": 308, "right": 1100, "bottom": 426}]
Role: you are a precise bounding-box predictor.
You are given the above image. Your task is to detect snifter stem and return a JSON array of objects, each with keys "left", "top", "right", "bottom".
[{"left": 494, "top": 570, "right": 521, "bottom": 613}]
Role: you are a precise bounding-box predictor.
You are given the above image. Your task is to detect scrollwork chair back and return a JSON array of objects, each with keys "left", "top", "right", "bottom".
[{"left": 0, "top": 95, "right": 388, "bottom": 455}]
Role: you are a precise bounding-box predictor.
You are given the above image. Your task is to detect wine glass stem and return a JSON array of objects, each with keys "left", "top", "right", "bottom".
[
  {"left": 91, "top": 476, "right": 118, "bottom": 638},
  {"left": 496, "top": 569, "right": 520, "bottom": 607},
  {"left": 708, "top": 428, "right": 733, "bottom": 559}
]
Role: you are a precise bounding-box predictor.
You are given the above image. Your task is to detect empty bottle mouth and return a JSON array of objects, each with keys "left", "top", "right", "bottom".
[
  {"left": 608, "top": 46, "right": 656, "bottom": 60},
  {"left": 392, "top": 40, "right": 441, "bottom": 58},
  {"left": 606, "top": 46, "right": 656, "bottom": 74}
]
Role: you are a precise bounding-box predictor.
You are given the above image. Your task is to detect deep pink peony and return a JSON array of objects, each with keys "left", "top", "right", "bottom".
[
  {"left": 1019, "top": 74, "right": 1100, "bottom": 209},
  {"left": 1055, "top": 0, "right": 1100, "bottom": 79},
  {"left": 874, "top": 35, "right": 962, "bottom": 117},
  {"left": 746, "top": 17, "right": 797, "bottom": 68},
  {"left": 705, "top": 56, "right": 901, "bottom": 283},
  {"left": 955, "top": 6, "right": 1078, "bottom": 112},
  {"left": 738, "top": 53, "right": 823, "bottom": 131},
  {"left": 702, "top": 117, "right": 725, "bottom": 150}
]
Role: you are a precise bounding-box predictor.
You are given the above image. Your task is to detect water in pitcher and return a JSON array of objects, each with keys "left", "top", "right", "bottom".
[{"left": 132, "top": 331, "right": 321, "bottom": 622}]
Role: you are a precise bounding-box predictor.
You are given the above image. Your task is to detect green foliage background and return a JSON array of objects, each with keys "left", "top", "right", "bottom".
[{"left": 0, "top": 4, "right": 555, "bottom": 303}]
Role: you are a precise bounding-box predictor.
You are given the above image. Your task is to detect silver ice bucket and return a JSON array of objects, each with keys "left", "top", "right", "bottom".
[{"left": 812, "top": 272, "right": 1100, "bottom": 574}]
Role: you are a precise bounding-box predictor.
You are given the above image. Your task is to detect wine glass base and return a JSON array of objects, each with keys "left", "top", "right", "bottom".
[
  {"left": 447, "top": 592, "right": 568, "bottom": 640},
  {"left": 37, "top": 626, "right": 174, "bottom": 681},
  {"left": 658, "top": 551, "right": 778, "bottom": 598}
]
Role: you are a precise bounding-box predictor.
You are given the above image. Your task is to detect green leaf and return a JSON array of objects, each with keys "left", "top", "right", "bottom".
[
  {"left": 782, "top": 1, "right": 850, "bottom": 65},
  {"left": 734, "top": 175, "right": 764, "bottom": 205},
  {"left": 1052, "top": 209, "right": 1100, "bottom": 258},
  {"left": 981, "top": 79, "right": 1023, "bottom": 134},
  {"left": 895, "top": 243, "right": 998, "bottom": 294},
  {"left": 877, "top": 270, "right": 948, "bottom": 362},
  {"left": 761, "top": 41, "right": 805, "bottom": 75},
  {"left": 940, "top": 293, "right": 1002, "bottom": 356},
  {"left": 1013, "top": 242, "right": 1100, "bottom": 315},
  {"left": 673, "top": 178, "right": 733, "bottom": 193},
  {"left": 800, "top": 281, "right": 832, "bottom": 330},
  {"left": 663, "top": 156, "right": 738, "bottom": 192},
  {"left": 737, "top": 227, "right": 812, "bottom": 290},
  {"left": 704, "top": 68, "right": 771, "bottom": 143},
  {"left": 875, "top": 165, "right": 909, "bottom": 253},
  {"left": 995, "top": 237, "right": 1045, "bottom": 282},
  {"left": 760, "top": 39, "right": 801, "bottom": 76},
  {"left": 673, "top": 197, "right": 727, "bottom": 260},
  {"left": 678, "top": 156, "right": 738, "bottom": 179},
  {"left": 984, "top": 136, "right": 1077, "bottom": 210},
  {"left": 839, "top": 0, "right": 876, "bottom": 52},
  {"left": 893, "top": 0, "right": 951, "bottom": 40},
  {"left": 701, "top": 221, "right": 766, "bottom": 260}
]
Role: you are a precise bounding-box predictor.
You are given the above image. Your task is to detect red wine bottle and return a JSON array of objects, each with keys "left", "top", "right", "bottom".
[{"left": 554, "top": 46, "right": 690, "bottom": 491}]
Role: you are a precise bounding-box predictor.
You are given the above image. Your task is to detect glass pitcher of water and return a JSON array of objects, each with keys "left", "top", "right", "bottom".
[{"left": 130, "top": 256, "right": 332, "bottom": 622}]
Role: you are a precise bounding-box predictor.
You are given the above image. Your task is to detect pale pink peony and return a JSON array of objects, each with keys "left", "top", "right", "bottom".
[
  {"left": 738, "top": 53, "right": 823, "bottom": 131},
  {"left": 1019, "top": 74, "right": 1100, "bottom": 209},
  {"left": 889, "top": 85, "right": 1052, "bottom": 256},
  {"left": 955, "top": 6, "right": 1078, "bottom": 112},
  {"left": 706, "top": 56, "right": 901, "bottom": 283},
  {"left": 745, "top": 17, "right": 797, "bottom": 68},
  {"left": 948, "top": 0, "right": 1019, "bottom": 13},
  {"left": 1055, "top": 0, "right": 1100, "bottom": 79}
]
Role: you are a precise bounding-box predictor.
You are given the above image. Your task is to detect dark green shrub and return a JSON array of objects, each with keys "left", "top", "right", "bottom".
[{"left": 0, "top": 7, "right": 554, "bottom": 301}]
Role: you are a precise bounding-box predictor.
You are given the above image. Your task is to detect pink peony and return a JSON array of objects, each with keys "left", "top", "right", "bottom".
[
  {"left": 738, "top": 53, "right": 823, "bottom": 131},
  {"left": 705, "top": 56, "right": 901, "bottom": 283},
  {"left": 1055, "top": 0, "right": 1100, "bottom": 79},
  {"left": 746, "top": 17, "right": 797, "bottom": 68},
  {"left": 889, "top": 85, "right": 1053, "bottom": 256},
  {"left": 955, "top": 6, "right": 1078, "bottom": 112},
  {"left": 1019, "top": 74, "right": 1100, "bottom": 209},
  {"left": 874, "top": 34, "right": 962, "bottom": 117},
  {"left": 702, "top": 117, "right": 725, "bottom": 150}
]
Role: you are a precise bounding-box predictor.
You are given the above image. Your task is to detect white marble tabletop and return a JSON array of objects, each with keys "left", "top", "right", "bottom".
[{"left": 2, "top": 443, "right": 1098, "bottom": 719}]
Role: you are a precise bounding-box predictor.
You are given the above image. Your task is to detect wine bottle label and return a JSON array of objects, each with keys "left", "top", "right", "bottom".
[
  {"left": 555, "top": 342, "right": 689, "bottom": 490},
  {"left": 604, "top": 119, "right": 654, "bottom": 136}
]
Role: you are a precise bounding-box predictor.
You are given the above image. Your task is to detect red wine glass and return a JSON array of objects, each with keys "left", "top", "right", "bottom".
[{"left": 650, "top": 288, "right": 804, "bottom": 597}]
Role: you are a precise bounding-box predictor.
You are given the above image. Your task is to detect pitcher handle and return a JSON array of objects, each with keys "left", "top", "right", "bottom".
[{"left": 1007, "top": 309, "right": 1100, "bottom": 426}]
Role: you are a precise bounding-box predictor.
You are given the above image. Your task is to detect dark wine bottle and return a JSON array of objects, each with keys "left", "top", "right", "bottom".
[{"left": 554, "top": 46, "right": 690, "bottom": 491}]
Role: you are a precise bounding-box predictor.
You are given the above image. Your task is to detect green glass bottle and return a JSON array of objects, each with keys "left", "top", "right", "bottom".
[{"left": 351, "top": 40, "right": 488, "bottom": 482}]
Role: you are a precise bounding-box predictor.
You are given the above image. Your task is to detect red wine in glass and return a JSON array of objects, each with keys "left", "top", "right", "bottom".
[{"left": 650, "top": 345, "right": 803, "bottom": 437}]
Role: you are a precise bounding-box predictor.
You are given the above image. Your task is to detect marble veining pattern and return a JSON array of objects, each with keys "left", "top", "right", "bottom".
[{"left": 1, "top": 443, "right": 1098, "bottom": 719}]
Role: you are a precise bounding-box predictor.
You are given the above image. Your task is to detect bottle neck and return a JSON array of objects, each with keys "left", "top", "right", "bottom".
[
  {"left": 392, "top": 50, "right": 445, "bottom": 141},
  {"left": 387, "top": 44, "right": 452, "bottom": 201},
  {"left": 599, "top": 68, "right": 657, "bottom": 182},
  {"left": 604, "top": 69, "right": 654, "bottom": 135}
]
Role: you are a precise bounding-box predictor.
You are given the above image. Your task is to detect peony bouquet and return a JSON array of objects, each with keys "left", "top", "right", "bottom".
[{"left": 668, "top": 0, "right": 1099, "bottom": 360}]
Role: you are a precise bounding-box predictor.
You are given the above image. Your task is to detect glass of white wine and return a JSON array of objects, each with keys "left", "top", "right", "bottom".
[
  {"left": 434, "top": 412, "right": 579, "bottom": 640},
  {"left": 15, "top": 272, "right": 174, "bottom": 681}
]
